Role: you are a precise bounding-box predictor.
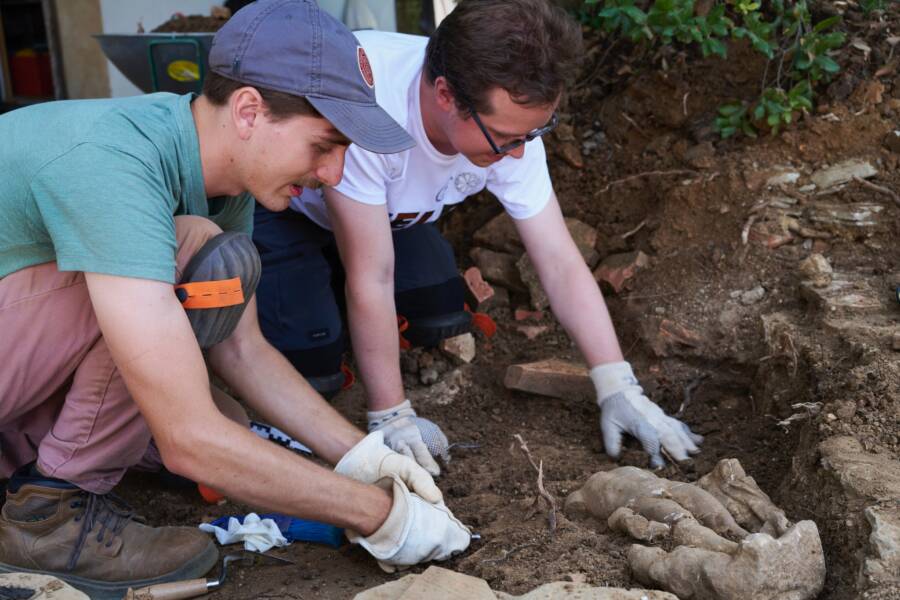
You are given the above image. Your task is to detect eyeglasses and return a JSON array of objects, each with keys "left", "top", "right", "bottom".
[{"left": 468, "top": 105, "right": 559, "bottom": 155}]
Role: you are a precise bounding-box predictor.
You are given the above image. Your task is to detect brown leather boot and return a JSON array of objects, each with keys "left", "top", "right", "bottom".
[{"left": 0, "top": 476, "right": 218, "bottom": 600}]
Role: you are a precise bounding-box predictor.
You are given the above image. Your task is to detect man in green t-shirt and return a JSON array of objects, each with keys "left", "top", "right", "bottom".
[{"left": 0, "top": 1, "right": 470, "bottom": 597}]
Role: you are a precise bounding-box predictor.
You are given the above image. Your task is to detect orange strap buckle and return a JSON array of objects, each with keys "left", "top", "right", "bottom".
[
  {"left": 175, "top": 277, "right": 244, "bottom": 309},
  {"left": 397, "top": 315, "right": 412, "bottom": 350},
  {"left": 465, "top": 303, "right": 497, "bottom": 338}
]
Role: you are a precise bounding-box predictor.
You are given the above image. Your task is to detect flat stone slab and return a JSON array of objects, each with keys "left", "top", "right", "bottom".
[
  {"left": 799, "top": 275, "right": 884, "bottom": 314},
  {"left": 504, "top": 358, "right": 593, "bottom": 400},
  {"left": 354, "top": 567, "right": 678, "bottom": 600},
  {"left": 810, "top": 159, "right": 877, "bottom": 189},
  {"left": 819, "top": 436, "right": 900, "bottom": 502}
]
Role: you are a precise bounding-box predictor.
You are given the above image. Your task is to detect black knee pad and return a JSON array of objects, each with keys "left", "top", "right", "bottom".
[
  {"left": 176, "top": 232, "right": 261, "bottom": 349},
  {"left": 283, "top": 338, "right": 347, "bottom": 399},
  {"left": 396, "top": 276, "right": 470, "bottom": 348}
]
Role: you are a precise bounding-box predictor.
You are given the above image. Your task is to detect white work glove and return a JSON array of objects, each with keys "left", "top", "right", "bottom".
[
  {"left": 347, "top": 474, "right": 471, "bottom": 573},
  {"left": 367, "top": 400, "right": 443, "bottom": 477},
  {"left": 335, "top": 431, "right": 442, "bottom": 503},
  {"left": 591, "top": 361, "right": 703, "bottom": 469}
]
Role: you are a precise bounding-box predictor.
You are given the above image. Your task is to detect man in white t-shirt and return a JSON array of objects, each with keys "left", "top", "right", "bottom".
[{"left": 253, "top": 0, "right": 703, "bottom": 475}]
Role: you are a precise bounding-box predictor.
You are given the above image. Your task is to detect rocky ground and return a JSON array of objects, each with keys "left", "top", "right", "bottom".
[{"left": 119, "top": 2, "right": 900, "bottom": 598}]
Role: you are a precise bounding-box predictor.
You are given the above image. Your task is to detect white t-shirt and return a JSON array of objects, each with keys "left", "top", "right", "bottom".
[{"left": 290, "top": 30, "right": 554, "bottom": 231}]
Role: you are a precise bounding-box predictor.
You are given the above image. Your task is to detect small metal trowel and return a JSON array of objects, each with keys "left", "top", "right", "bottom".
[{"left": 123, "top": 551, "right": 293, "bottom": 600}]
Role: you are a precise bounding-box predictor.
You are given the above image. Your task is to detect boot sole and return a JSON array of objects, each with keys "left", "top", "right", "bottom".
[{"left": 0, "top": 539, "right": 218, "bottom": 600}]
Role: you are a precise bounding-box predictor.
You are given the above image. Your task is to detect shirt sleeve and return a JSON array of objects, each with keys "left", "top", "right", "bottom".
[
  {"left": 331, "top": 143, "right": 391, "bottom": 205},
  {"left": 486, "top": 137, "right": 554, "bottom": 220},
  {"left": 29, "top": 143, "right": 180, "bottom": 283}
]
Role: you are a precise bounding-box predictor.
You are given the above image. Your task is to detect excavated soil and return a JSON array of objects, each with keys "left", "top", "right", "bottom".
[{"left": 119, "top": 2, "right": 899, "bottom": 598}]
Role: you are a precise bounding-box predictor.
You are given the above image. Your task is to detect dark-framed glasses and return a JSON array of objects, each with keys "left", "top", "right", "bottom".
[{"left": 468, "top": 105, "right": 558, "bottom": 155}]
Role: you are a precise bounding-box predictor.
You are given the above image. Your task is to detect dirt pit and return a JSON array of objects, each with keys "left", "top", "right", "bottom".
[{"left": 120, "top": 2, "right": 899, "bottom": 598}]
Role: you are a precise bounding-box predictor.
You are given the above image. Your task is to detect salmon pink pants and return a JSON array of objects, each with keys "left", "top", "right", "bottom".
[{"left": 0, "top": 216, "right": 224, "bottom": 493}]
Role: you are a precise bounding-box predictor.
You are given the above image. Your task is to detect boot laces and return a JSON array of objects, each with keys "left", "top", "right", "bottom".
[{"left": 66, "top": 492, "right": 137, "bottom": 571}]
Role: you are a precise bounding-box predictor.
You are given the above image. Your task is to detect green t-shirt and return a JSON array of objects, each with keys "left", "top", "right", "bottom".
[{"left": 0, "top": 93, "right": 253, "bottom": 283}]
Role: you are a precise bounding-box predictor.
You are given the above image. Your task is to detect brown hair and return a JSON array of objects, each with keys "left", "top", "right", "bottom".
[
  {"left": 202, "top": 71, "right": 321, "bottom": 121},
  {"left": 424, "top": 0, "right": 583, "bottom": 115}
]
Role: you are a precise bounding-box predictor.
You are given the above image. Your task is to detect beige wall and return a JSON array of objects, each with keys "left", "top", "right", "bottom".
[{"left": 55, "top": 0, "right": 109, "bottom": 98}]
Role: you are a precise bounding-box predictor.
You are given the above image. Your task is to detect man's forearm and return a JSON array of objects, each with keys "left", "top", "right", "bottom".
[
  {"left": 208, "top": 330, "right": 364, "bottom": 465},
  {"left": 176, "top": 414, "right": 391, "bottom": 535},
  {"left": 345, "top": 279, "right": 406, "bottom": 411},
  {"left": 540, "top": 255, "right": 624, "bottom": 368}
]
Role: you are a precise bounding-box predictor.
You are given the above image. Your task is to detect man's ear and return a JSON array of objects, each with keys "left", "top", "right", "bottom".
[
  {"left": 231, "top": 87, "right": 266, "bottom": 140},
  {"left": 433, "top": 76, "right": 460, "bottom": 115}
]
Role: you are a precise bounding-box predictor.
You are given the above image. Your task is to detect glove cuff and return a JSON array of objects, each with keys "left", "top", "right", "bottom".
[
  {"left": 335, "top": 430, "right": 386, "bottom": 478},
  {"left": 590, "top": 361, "right": 639, "bottom": 405},
  {"left": 367, "top": 399, "right": 415, "bottom": 430},
  {"left": 347, "top": 475, "right": 412, "bottom": 560}
]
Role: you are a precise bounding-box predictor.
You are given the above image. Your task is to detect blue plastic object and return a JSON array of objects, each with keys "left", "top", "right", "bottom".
[{"left": 210, "top": 513, "right": 345, "bottom": 549}]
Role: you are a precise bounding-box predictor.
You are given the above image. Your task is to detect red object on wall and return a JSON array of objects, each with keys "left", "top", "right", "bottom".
[{"left": 10, "top": 49, "right": 53, "bottom": 97}]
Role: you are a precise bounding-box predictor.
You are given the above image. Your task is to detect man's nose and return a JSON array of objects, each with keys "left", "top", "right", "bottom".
[
  {"left": 506, "top": 143, "right": 526, "bottom": 159},
  {"left": 316, "top": 150, "right": 346, "bottom": 187}
]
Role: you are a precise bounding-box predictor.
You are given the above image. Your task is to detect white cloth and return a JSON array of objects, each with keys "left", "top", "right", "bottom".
[
  {"left": 199, "top": 513, "right": 288, "bottom": 553},
  {"left": 289, "top": 31, "right": 553, "bottom": 231}
]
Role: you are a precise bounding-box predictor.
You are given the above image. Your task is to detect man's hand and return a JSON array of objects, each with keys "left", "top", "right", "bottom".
[
  {"left": 335, "top": 431, "right": 442, "bottom": 503},
  {"left": 591, "top": 361, "right": 703, "bottom": 469},
  {"left": 348, "top": 475, "right": 471, "bottom": 573},
  {"left": 367, "top": 400, "right": 442, "bottom": 476}
]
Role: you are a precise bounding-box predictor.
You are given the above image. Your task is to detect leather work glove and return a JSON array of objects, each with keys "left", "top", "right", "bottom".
[
  {"left": 591, "top": 361, "right": 703, "bottom": 469},
  {"left": 335, "top": 431, "right": 442, "bottom": 504},
  {"left": 347, "top": 474, "right": 471, "bottom": 573},
  {"left": 367, "top": 400, "right": 443, "bottom": 477}
]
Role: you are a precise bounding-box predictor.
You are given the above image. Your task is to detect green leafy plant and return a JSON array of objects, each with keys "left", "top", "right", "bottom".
[{"left": 579, "top": 0, "right": 848, "bottom": 139}]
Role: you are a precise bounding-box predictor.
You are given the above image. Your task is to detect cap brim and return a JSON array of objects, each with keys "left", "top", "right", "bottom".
[{"left": 307, "top": 96, "right": 415, "bottom": 154}]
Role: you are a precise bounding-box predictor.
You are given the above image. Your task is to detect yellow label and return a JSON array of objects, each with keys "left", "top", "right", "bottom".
[{"left": 167, "top": 60, "right": 199, "bottom": 82}]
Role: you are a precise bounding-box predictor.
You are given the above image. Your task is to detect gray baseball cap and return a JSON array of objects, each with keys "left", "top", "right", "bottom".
[{"left": 209, "top": 0, "right": 414, "bottom": 154}]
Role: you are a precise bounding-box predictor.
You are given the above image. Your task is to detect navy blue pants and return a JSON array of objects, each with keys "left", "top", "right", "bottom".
[{"left": 253, "top": 206, "right": 469, "bottom": 381}]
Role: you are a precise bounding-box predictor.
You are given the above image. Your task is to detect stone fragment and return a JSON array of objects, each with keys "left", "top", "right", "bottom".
[
  {"left": 397, "top": 566, "right": 494, "bottom": 600},
  {"left": 740, "top": 286, "right": 766, "bottom": 305},
  {"left": 355, "top": 568, "right": 679, "bottom": 600},
  {"left": 514, "top": 308, "right": 544, "bottom": 321},
  {"left": 884, "top": 131, "right": 900, "bottom": 154},
  {"left": 564, "top": 217, "right": 600, "bottom": 267},
  {"left": 516, "top": 254, "right": 550, "bottom": 310},
  {"left": 593, "top": 251, "right": 649, "bottom": 294},
  {"left": 645, "top": 319, "right": 702, "bottom": 357},
  {"left": 819, "top": 436, "right": 900, "bottom": 502},
  {"left": 799, "top": 275, "right": 882, "bottom": 314},
  {"left": 0, "top": 574, "right": 88, "bottom": 600},
  {"left": 684, "top": 141, "right": 716, "bottom": 169},
  {"left": 893, "top": 332, "right": 900, "bottom": 351},
  {"left": 805, "top": 202, "right": 885, "bottom": 230},
  {"left": 863, "top": 506, "right": 900, "bottom": 586},
  {"left": 420, "top": 367, "right": 439, "bottom": 385},
  {"left": 567, "top": 462, "right": 825, "bottom": 600},
  {"left": 504, "top": 358, "right": 593, "bottom": 400},
  {"left": 463, "top": 267, "right": 495, "bottom": 309},
  {"left": 472, "top": 213, "right": 522, "bottom": 253},
  {"left": 556, "top": 141, "right": 584, "bottom": 169},
  {"left": 799, "top": 253, "right": 833, "bottom": 288},
  {"left": 469, "top": 247, "right": 524, "bottom": 291},
  {"left": 439, "top": 333, "right": 476, "bottom": 364},
  {"left": 810, "top": 159, "right": 877, "bottom": 189},
  {"left": 766, "top": 170, "right": 801, "bottom": 188},
  {"left": 628, "top": 521, "right": 825, "bottom": 600},
  {"left": 516, "top": 325, "right": 548, "bottom": 340}
]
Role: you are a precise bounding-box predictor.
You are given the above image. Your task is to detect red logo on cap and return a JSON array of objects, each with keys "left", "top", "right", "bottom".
[{"left": 358, "top": 47, "right": 374, "bottom": 89}]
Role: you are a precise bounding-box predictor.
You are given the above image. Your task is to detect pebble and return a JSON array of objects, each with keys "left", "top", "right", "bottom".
[
  {"left": 420, "top": 367, "right": 439, "bottom": 385},
  {"left": 740, "top": 285, "right": 766, "bottom": 305}
]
